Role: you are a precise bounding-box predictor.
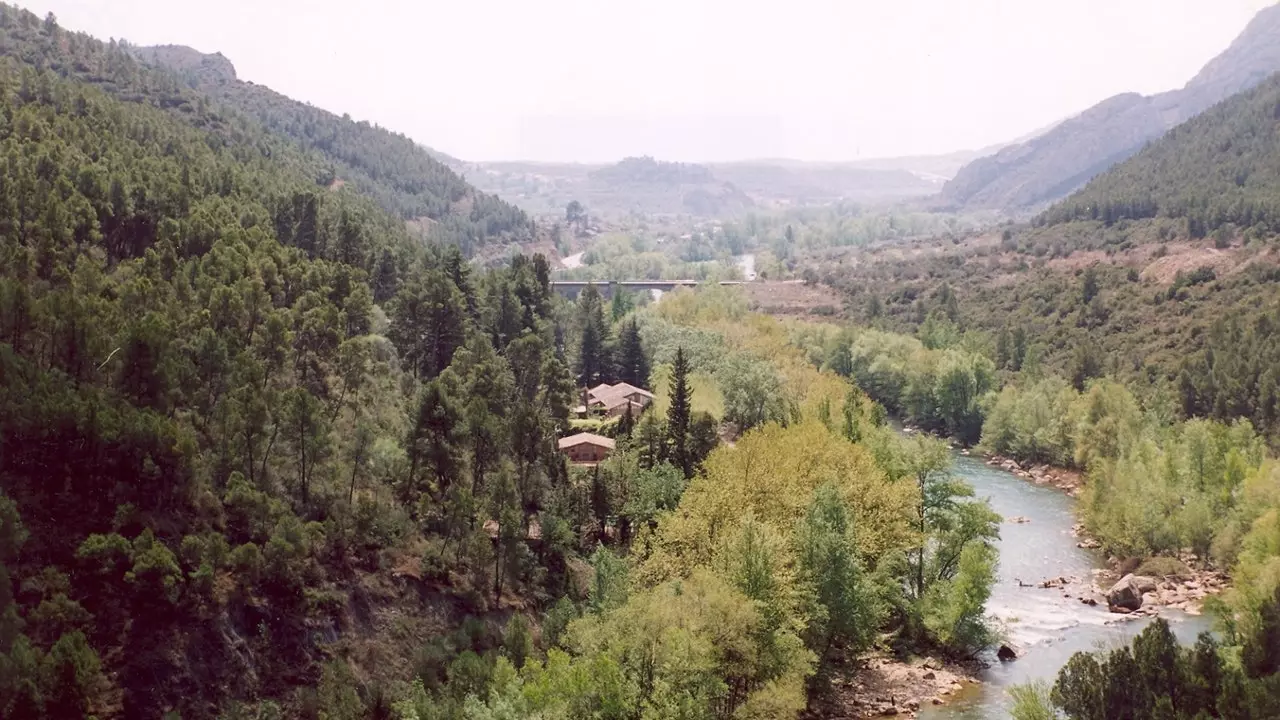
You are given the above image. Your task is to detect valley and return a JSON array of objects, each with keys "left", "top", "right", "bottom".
[{"left": 2, "top": 2, "right": 1280, "bottom": 720}]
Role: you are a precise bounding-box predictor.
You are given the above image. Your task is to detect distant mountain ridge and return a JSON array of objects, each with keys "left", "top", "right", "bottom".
[
  {"left": 1039, "top": 70, "right": 1280, "bottom": 237},
  {"left": 942, "top": 3, "right": 1280, "bottom": 211},
  {"left": 461, "top": 156, "right": 755, "bottom": 217},
  {"left": 452, "top": 124, "right": 1067, "bottom": 216},
  {"left": 707, "top": 162, "right": 940, "bottom": 206},
  {"left": 462, "top": 155, "right": 952, "bottom": 218}
]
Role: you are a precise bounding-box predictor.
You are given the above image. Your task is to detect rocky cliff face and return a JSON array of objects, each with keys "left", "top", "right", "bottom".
[
  {"left": 132, "top": 45, "right": 238, "bottom": 85},
  {"left": 941, "top": 4, "right": 1280, "bottom": 211}
]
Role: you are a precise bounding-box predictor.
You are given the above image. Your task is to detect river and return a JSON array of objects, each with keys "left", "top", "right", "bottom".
[{"left": 919, "top": 454, "right": 1215, "bottom": 719}]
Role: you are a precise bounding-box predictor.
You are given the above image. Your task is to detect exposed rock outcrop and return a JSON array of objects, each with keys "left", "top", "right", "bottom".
[{"left": 1107, "top": 574, "right": 1152, "bottom": 612}]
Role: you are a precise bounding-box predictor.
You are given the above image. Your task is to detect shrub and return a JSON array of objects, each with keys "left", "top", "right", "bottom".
[
  {"left": 1135, "top": 557, "right": 1191, "bottom": 578},
  {"left": 502, "top": 614, "right": 533, "bottom": 669}
]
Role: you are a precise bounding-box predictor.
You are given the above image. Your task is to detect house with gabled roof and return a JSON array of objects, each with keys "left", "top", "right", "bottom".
[{"left": 558, "top": 432, "right": 616, "bottom": 465}]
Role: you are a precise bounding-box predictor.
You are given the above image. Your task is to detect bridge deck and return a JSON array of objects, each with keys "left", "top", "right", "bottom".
[{"left": 549, "top": 280, "right": 742, "bottom": 296}]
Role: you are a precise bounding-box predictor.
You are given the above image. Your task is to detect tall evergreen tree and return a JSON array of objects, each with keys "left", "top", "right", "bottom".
[
  {"left": 667, "top": 346, "right": 693, "bottom": 477},
  {"left": 576, "top": 284, "right": 612, "bottom": 387},
  {"left": 617, "top": 318, "right": 650, "bottom": 388},
  {"left": 389, "top": 270, "right": 467, "bottom": 381}
]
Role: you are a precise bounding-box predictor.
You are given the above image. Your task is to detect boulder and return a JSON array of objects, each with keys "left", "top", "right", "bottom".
[
  {"left": 997, "top": 644, "right": 1018, "bottom": 661},
  {"left": 1107, "top": 574, "right": 1147, "bottom": 611},
  {"left": 1132, "top": 575, "right": 1158, "bottom": 594}
]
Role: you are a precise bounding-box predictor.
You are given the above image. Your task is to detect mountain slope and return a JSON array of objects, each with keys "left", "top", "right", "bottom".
[
  {"left": 131, "top": 44, "right": 532, "bottom": 254},
  {"left": 461, "top": 156, "right": 757, "bottom": 218},
  {"left": 586, "top": 155, "right": 755, "bottom": 216},
  {"left": 1039, "top": 71, "right": 1280, "bottom": 235},
  {"left": 941, "top": 4, "right": 1280, "bottom": 211},
  {"left": 0, "top": 6, "right": 575, "bottom": 718},
  {"left": 708, "top": 162, "right": 940, "bottom": 205},
  {"left": 462, "top": 155, "right": 943, "bottom": 219}
]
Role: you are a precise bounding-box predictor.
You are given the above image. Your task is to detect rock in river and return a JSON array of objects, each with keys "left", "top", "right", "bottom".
[
  {"left": 1107, "top": 574, "right": 1158, "bottom": 612},
  {"left": 997, "top": 644, "right": 1018, "bottom": 661}
]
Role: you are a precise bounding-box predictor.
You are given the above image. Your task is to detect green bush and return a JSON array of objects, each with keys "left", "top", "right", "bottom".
[
  {"left": 501, "top": 614, "right": 533, "bottom": 669},
  {"left": 1134, "top": 557, "right": 1191, "bottom": 578}
]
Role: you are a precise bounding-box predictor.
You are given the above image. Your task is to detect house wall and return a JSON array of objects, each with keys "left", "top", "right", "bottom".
[
  {"left": 606, "top": 402, "right": 645, "bottom": 419},
  {"left": 565, "top": 443, "right": 610, "bottom": 463}
]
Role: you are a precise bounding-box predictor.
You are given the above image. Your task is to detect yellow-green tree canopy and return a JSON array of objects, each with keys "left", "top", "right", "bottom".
[{"left": 640, "top": 421, "right": 918, "bottom": 583}]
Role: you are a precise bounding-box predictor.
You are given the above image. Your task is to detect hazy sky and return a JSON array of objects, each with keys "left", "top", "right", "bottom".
[{"left": 21, "top": 0, "right": 1277, "bottom": 163}]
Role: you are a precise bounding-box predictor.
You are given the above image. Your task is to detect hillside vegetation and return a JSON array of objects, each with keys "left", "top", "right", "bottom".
[
  {"left": 0, "top": 6, "right": 571, "bottom": 717},
  {"left": 941, "top": 3, "right": 1280, "bottom": 211},
  {"left": 41, "top": 39, "right": 523, "bottom": 259},
  {"left": 1039, "top": 72, "right": 1280, "bottom": 238},
  {"left": 820, "top": 65, "right": 1280, "bottom": 438},
  {"left": 0, "top": 7, "right": 1012, "bottom": 719},
  {"left": 133, "top": 44, "right": 532, "bottom": 254}
]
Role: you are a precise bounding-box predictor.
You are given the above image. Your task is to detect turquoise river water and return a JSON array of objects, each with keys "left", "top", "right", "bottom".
[{"left": 917, "top": 454, "right": 1215, "bottom": 718}]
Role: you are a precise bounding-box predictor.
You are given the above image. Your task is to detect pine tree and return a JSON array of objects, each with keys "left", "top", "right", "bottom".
[
  {"left": 617, "top": 318, "right": 649, "bottom": 388},
  {"left": 617, "top": 402, "right": 636, "bottom": 437},
  {"left": 667, "top": 347, "right": 693, "bottom": 477},
  {"left": 576, "top": 284, "right": 612, "bottom": 387}
]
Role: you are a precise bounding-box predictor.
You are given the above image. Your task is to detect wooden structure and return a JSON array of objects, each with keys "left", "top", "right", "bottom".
[
  {"left": 557, "top": 432, "right": 616, "bottom": 465},
  {"left": 575, "top": 382, "right": 654, "bottom": 419}
]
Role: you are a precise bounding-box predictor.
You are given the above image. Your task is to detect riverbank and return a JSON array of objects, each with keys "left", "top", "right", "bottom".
[
  {"left": 984, "top": 455, "right": 1083, "bottom": 497},
  {"left": 1093, "top": 560, "right": 1229, "bottom": 618},
  {"left": 809, "top": 653, "right": 982, "bottom": 719},
  {"left": 984, "top": 455, "right": 1227, "bottom": 618}
]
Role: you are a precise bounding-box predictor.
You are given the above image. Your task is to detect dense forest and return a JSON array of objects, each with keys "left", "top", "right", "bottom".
[
  {"left": 0, "top": 6, "right": 576, "bottom": 716},
  {"left": 131, "top": 45, "right": 532, "bottom": 251},
  {"left": 0, "top": 7, "right": 1013, "bottom": 719},
  {"left": 1039, "top": 72, "right": 1280, "bottom": 239},
  {"left": 0, "top": 6, "right": 531, "bottom": 257}
]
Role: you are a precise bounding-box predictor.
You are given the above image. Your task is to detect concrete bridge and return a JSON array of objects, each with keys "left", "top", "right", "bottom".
[{"left": 550, "top": 280, "right": 742, "bottom": 298}]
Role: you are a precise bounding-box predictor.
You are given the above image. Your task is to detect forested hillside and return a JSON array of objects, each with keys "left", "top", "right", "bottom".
[
  {"left": 820, "top": 64, "right": 1280, "bottom": 440},
  {"left": 1039, "top": 72, "right": 1280, "bottom": 238},
  {"left": 0, "top": 12, "right": 531, "bottom": 256},
  {"left": 940, "top": 3, "right": 1280, "bottom": 211},
  {"left": 0, "top": 8, "right": 1010, "bottom": 719},
  {"left": 132, "top": 44, "right": 533, "bottom": 254},
  {"left": 0, "top": 5, "right": 569, "bottom": 717}
]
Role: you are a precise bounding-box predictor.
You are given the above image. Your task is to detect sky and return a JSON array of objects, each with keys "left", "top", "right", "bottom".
[{"left": 20, "top": 0, "right": 1277, "bottom": 163}]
